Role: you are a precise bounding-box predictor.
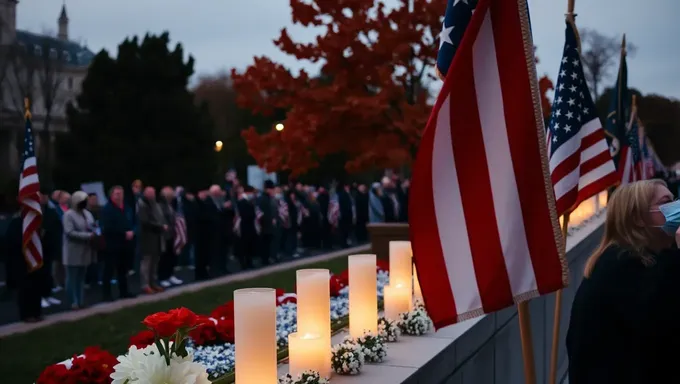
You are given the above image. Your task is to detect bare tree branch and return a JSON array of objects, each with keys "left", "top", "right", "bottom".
[{"left": 579, "top": 28, "right": 637, "bottom": 101}]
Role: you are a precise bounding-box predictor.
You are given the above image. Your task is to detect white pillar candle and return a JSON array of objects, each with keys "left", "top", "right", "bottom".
[
  {"left": 349, "top": 254, "right": 378, "bottom": 338},
  {"left": 288, "top": 332, "right": 327, "bottom": 379},
  {"left": 383, "top": 283, "right": 411, "bottom": 321},
  {"left": 234, "top": 288, "right": 277, "bottom": 384},
  {"left": 296, "top": 269, "right": 331, "bottom": 377},
  {"left": 389, "top": 241, "right": 412, "bottom": 310},
  {"left": 413, "top": 264, "right": 423, "bottom": 306}
]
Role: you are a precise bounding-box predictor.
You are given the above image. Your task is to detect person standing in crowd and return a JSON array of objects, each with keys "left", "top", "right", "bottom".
[
  {"left": 179, "top": 188, "right": 198, "bottom": 270},
  {"left": 126, "top": 179, "right": 143, "bottom": 275},
  {"left": 316, "top": 186, "right": 331, "bottom": 250},
  {"left": 49, "top": 190, "right": 69, "bottom": 293},
  {"left": 284, "top": 189, "right": 300, "bottom": 258},
  {"left": 194, "top": 190, "right": 211, "bottom": 280},
  {"left": 203, "top": 185, "right": 230, "bottom": 276},
  {"left": 355, "top": 184, "right": 369, "bottom": 243},
  {"left": 38, "top": 191, "right": 62, "bottom": 308},
  {"left": 369, "top": 182, "right": 385, "bottom": 223},
  {"left": 235, "top": 185, "right": 258, "bottom": 269},
  {"left": 85, "top": 193, "right": 102, "bottom": 288},
  {"left": 0, "top": 193, "right": 12, "bottom": 298},
  {"left": 100, "top": 186, "right": 135, "bottom": 301},
  {"left": 137, "top": 186, "right": 166, "bottom": 294},
  {"left": 302, "top": 189, "right": 321, "bottom": 249},
  {"left": 380, "top": 177, "right": 397, "bottom": 222},
  {"left": 62, "top": 191, "right": 98, "bottom": 310},
  {"left": 5, "top": 204, "right": 43, "bottom": 322},
  {"left": 158, "top": 186, "right": 181, "bottom": 288},
  {"left": 257, "top": 180, "right": 276, "bottom": 266},
  {"left": 337, "top": 183, "right": 355, "bottom": 248}
]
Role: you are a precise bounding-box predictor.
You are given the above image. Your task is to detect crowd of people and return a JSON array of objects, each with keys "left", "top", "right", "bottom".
[{"left": 0, "top": 172, "right": 410, "bottom": 323}]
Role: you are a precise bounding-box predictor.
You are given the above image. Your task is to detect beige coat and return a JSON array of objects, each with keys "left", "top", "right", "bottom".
[{"left": 62, "top": 208, "right": 96, "bottom": 266}]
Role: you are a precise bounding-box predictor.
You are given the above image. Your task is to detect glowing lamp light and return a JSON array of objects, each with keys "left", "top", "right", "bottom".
[
  {"left": 214, "top": 140, "right": 223, "bottom": 152},
  {"left": 275, "top": 123, "right": 284, "bottom": 131}
]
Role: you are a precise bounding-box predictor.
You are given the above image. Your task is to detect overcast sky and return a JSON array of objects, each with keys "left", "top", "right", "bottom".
[{"left": 18, "top": 0, "right": 680, "bottom": 99}]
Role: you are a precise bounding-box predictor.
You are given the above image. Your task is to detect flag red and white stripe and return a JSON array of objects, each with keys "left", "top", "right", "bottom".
[
  {"left": 409, "top": 0, "right": 565, "bottom": 329},
  {"left": 173, "top": 215, "right": 187, "bottom": 255},
  {"left": 19, "top": 110, "right": 43, "bottom": 271}
]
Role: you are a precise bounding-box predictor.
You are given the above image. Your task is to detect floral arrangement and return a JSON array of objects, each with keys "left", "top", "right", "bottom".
[
  {"left": 278, "top": 370, "right": 330, "bottom": 384},
  {"left": 397, "top": 305, "right": 433, "bottom": 336},
  {"left": 36, "top": 347, "right": 118, "bottom": 384},
  {"left": 378, "top": 316, "right": 401, "bottom": 342},
  {"left": 110, "top": 307, "right": 211, "bottom": 384},
  {"left": 36, "top": 262, "right": 392, "bottom": 382},
  {"left": 355, "top": 331, "right": 387, "bottom": 363},
  {"left": 331, "top": 337, "right": 365, "bottom": 375}
]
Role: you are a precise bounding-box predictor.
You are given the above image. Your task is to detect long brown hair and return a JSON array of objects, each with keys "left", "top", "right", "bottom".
[{"left": 583, "top": 179, "right": 667, "bottom": 278}]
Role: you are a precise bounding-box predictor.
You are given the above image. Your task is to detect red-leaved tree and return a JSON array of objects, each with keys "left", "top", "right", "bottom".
[{"left": 233, "top": 0, "right": 553, "bottom": 175}]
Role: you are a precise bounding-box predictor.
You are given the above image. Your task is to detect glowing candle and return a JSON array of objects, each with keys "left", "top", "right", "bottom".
[
  {"left": 383, "top": 283, "right": 410, "bottom": 320},
  {"left": 349, "top": 254, "right": 378, "bottom": 338},
  {"left": 389, "top": 241, "right": 412, "bottom": 310},
  {"left": 413, "top": 264, "right": 423, "bottom": 306},
  {"left": 234, "top": 288, "right": 277, "bottom": 384},
  {"left": 296, "top": 269, "right": 331, "bottom": 377},
  {"left": 288, "top": 332, "right": 327, "bottom": 378}
]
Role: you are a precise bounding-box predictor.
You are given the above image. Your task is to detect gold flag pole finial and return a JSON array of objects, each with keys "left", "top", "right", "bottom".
[{"left": 24, "top": 97, "right": 31, "bottom": 120}]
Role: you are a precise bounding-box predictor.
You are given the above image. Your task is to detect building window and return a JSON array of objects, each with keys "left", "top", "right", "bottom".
[
  {"left": 49, "top": 48, "right": 58, "bottom": 59},
  {"left": 67, "top": 77, "right": 73, "bottom": 90},
  {"left": 63, "top": 51, "right": 70, "bottom": 62},
  {"left": 34, "top": 46, "right": 42, "bottom": 56}
]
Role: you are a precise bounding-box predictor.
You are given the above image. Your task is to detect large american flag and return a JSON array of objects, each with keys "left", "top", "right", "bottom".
[
  {"left": 409, "top": 0, "right": 565, "bottom": 328},
  {"left": 19, "top": 99, "right": 43, "bottom": 271},
  {"left": 546, "top": 21, "right": 618, "bottom": 215},
  {"left": 620, "top": 106, "right": 642, "bottom": 185}
]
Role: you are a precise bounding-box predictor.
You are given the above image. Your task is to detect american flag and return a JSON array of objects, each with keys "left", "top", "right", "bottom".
[
  {"left": 638, "top": 125, "right": 655, "bottom": 180},
  {"left": 254, "top": 206, "right": 263, "bottom": 235},
  {"left": 409, "top": 0, "right": 565, "bottom": 328},
  {"left": 19, "top": 99, "right": 43, "bottom": 271},
  {"left": 233, "top": 214, "right": 241, "bottom": 237},
  {"left": 173, "top": 199, "right": 187, "bottom": 255},
  {"left": 278, "top": 199, "right": 289, "bottom": 228},
  {"left": 620, "top": 105, "right": 642, "bottom": 185},
  {"left": 546, "top": 21, "right": 618, "bottom": 215},
  {"left": 328, "top": 198, "right": 339, "bottom": 228}
]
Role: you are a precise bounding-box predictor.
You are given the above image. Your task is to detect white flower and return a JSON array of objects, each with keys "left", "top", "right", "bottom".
[{"left": 111, "top": 343, "right": 210, "bottom": 384}]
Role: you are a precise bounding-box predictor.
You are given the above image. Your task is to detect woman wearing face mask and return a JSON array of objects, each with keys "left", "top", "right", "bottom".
[
  {"left": 62, "top": 191, "right": 97, "bottom": 310},
  {"left": 567, "top": 179, "right": 680, "bottom": 383}
]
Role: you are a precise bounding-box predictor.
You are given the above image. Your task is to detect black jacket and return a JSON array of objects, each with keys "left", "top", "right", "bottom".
[
  {"left": 100, "top": 202, "right": 133, "bottom": 253},
  {"left": 567, "top": 244, "right": 680, "bottom": 384},
  {"left": 257, "top": 194, "right": 274, "bottom": 235}
]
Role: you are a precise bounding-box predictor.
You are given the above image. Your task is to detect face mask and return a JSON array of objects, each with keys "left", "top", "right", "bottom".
[
  {"left": 654, "top": 200, "right": 680, "bottom": 234},
  {"left": 275, "top": 193, "right": 282, "bottom": 199}
]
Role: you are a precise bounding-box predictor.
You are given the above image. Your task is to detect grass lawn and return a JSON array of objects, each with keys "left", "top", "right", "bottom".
[{"left": 1, "top": 256, "right": 349, "bottom": 383}]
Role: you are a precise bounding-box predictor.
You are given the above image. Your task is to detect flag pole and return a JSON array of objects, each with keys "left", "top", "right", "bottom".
[
  {"left": 548, "top": 2, "right": 577, "bottom": 383},
  {"left": 517, "top": 300, "right": 537, "bottom": 384}
]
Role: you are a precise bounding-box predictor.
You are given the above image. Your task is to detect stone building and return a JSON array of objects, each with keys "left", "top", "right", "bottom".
[{"left": 0, "top": 1, "right": 94, "bottom": 185}]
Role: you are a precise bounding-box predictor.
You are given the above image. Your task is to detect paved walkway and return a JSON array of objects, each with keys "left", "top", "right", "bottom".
[{"left": 0, "top": 244, "right": 370, "bottom": 338}]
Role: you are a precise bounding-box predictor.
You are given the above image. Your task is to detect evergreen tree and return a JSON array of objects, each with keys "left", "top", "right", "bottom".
[{"left": 55, "top": 32, "right": 216, "bottom": 190}]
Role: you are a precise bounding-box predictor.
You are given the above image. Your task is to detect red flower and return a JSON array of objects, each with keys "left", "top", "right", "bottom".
[
  {"left": 215, "top": 318, "right": 235, "bottom": 343},
  {"left": 277, "top": 295, "right": 297, "bottom": 305},
  {"left": 275, "top": 288, "right": 285, "bottom": 298},
  {"left": 36, "top": 347, "right": 117, "bottom": 384},
  {"left": 36, "top": 363, "right": 71, "bottom": 384},
  {"left": 329, "top": 275, "right": 345, "bottom": 297},
  {"left": 129, "top": 329, "right": 156, "bottom": 348},
  {"left": 211, "top": 300, "right": 234, "bottom": 320},
  {"left": 142, "top": 307, "right": 201, "bottom": 337},
  {"left": 189, "top": 316, "right": 219, "bottom": 346},
  {"left": 336, "top": 270, "right": 349, "bottom": 287}
]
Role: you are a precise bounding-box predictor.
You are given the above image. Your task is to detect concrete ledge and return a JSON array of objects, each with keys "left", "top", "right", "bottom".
[
  {"left": 290, "top": 213, "right": 604, "bottom": 383},
  {"left": 0, "top": 245, "right": 370, "bottom": 338}
]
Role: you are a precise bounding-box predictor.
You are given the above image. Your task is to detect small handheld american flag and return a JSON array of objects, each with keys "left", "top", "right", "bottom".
[
  {"left": 19, "top": 98, "right": 43, "bottom": 271},
  {"left": 328, "top": 198, "right": 339, "bottom": 228},
  {"left": 255, "top": 206, "right": 263, "bottom": 235},
  {"left": 546, "top": 20, "right": 618, "bottom": 215},
  {"left": 620, "top": 103, "right": 642, "bottom": 185},
  {"left": 173, "top": 199, "right": 187, "bottom": 256},
  {"left": 278, "top": 199, "right": 289, "bottom": 228}
]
